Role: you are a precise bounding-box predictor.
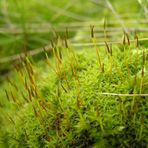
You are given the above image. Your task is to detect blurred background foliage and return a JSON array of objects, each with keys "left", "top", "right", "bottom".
[{"left": 0, "top": 0, "right": 147, "bottom": 79}]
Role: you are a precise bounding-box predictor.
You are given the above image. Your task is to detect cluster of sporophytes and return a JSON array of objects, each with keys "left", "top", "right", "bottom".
[{"left": 0, "top": 32, "right": 148, "bottom": 148}]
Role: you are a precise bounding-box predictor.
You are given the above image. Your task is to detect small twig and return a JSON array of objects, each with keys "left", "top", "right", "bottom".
[
  {"left": 71, "top": 37, "right": 148, "bottom": 47},
  {"left": 0, "top": 27, "right": 148, "bottom": 34},
  {"left": 0, "top": 44, "right": 52, "bottom": 63},
  {"left": 98, "top": 93, "right": 148, "bottom": 97}
]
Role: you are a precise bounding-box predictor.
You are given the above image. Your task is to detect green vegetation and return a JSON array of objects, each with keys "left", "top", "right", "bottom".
[
  {"left": 0, "top": 40, "right": 148, "bottom": 147},
  {"left": 0, "top": 0, "right": 148, "bottom": 147}
]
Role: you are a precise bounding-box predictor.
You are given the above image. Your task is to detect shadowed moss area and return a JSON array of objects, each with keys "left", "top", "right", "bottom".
[{"left": 0, "top": 44, "right": 148, "bottom": 147}]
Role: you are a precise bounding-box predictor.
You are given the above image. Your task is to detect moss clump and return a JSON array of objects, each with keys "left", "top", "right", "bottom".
[{"left": 1, "top": 45, "right": 148, "bottom": 148}]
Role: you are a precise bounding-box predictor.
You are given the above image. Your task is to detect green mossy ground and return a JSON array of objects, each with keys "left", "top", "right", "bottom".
[
  {"left": 0, "top": 0, "right": 148, "bottom": 147},
  {"left": 0, "top": 45, "right": 148, "bottom": 147}
]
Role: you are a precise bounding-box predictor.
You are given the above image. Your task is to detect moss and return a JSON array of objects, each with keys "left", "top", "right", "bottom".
[{"left": 0, "top": 45, "right": 148, "bottom": 148}]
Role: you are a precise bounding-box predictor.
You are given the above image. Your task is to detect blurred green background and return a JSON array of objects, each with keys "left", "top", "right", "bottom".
[{"left": 0, "top": 0, "right": 147, "bottom": 81}]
